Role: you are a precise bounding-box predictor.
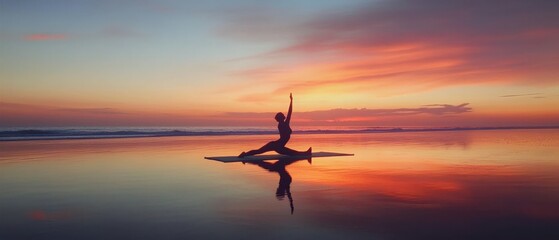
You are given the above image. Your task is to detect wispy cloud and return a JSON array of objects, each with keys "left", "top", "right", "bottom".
[
  {"left": 226, "top": 103, "right": 472, "bottom": 122},
  {"left": 0, "top": 101, "right": 241, "bottom": 127},
  {"left": 3, "top": 101, "right": 559, "bottom": 127},
  {"left": 500, "top": 93, "right": 542, "bottom": 98},
  {"left": 21, "top": 26, "right": 144, "bottom": 43},
  {"left": 23, "top": 33, "right": 67, "bottom": 41},
  {"left": 221, "top": 0, "right": 559, "bottom": 96}
]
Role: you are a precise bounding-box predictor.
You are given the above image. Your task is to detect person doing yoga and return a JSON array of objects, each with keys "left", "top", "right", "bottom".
[{"left": 238, "top": 93, "right": 311, "bottom": 158}]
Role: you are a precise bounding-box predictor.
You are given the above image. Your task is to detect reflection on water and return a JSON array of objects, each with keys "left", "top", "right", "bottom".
[
  {"left": 1, "top": 130, "right": 559, "bottom": 239},
  {"left": 244, "top": 158, "right": 311, "bottom": 214}
]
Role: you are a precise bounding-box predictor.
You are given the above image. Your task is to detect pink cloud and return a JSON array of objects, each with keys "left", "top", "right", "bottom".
[
  {"left": 221, "top": 0, "right": 559, "bottom": 95},
  {"left": 23, "top": 33, "right": 67, "bottom": 41},
  {"left": 2, "top": 101, "right": 558, "bottom": 127}
]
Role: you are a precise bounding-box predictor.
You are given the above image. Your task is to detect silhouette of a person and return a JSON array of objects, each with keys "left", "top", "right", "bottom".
[
  {"left": 246, "top": 158, "right": 307, "bottom": 214},
  {"left": 239, "top": 93, "right": 311, "bottom": 158}
]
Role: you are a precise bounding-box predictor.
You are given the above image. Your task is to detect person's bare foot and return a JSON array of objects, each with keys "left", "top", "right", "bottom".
[{"left": 238, "top": 152, "right": 246, "bottom": 158}]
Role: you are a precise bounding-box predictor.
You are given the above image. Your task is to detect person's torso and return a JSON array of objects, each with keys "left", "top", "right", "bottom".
[{"left": 277, "top": 122, "right": 292, "bottom": 143}]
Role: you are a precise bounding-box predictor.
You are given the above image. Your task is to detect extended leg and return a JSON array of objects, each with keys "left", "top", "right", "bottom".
[
  {"left": 275, "top": 146, "right": 312, "bottom": 156},
  {"left": 239, "top": 141, "right": 276, "bottom": 157}
]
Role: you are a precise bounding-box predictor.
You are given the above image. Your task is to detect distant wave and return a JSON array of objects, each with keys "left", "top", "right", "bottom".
[{"left": 0, "top": 126, "right": 557, "bottom": 141}]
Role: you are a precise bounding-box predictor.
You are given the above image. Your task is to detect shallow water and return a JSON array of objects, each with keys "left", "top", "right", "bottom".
[{"left": 1, "top": 130, "right": 558, "bottom": 239}]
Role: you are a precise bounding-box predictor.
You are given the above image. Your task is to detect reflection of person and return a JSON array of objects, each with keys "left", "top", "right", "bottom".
[
  {"left": 247, "top": 158, "right": 306, "bottom": 214},
  {"left": 239, "top": 93, "right": 311, "bottom": 158}
]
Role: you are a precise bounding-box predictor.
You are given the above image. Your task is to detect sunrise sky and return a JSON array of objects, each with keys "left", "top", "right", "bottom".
[{"left": 1, "top": 0, "right": 558, "bottom": 127}]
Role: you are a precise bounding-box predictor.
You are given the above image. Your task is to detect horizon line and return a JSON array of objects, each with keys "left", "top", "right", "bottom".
[{"left": 1, "top": 125, "right": 558, "bottom": 142}]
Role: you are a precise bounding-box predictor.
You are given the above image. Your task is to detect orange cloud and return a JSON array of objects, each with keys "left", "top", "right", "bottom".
[
  {"left": 2, "top": 101, "right": 559, "bottom": 127},
  {"left": 222, "top": 0, "right": 559, "bottom": 96},
  {"left": 226, "top": 103, "right": 472, "bottom": 121},
  {"left": 0, "top": 102, "right": 214, "bottom": 127}
]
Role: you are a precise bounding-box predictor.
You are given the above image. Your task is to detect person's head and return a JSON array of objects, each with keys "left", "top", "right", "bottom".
[{"left": 275, "top": 112, "right": 285, "bottom": 122}]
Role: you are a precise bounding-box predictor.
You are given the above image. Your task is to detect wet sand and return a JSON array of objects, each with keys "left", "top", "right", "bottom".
[{"left": 1, "top": 129, "right": 559, "bottom": 239}]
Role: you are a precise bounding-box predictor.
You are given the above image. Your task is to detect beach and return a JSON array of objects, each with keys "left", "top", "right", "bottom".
[
  {"left": 1, "top": 129, "right": 559, "bottom": 239},
  {"left": 4, "top": 0, "right": 559, "bottom": 239}
]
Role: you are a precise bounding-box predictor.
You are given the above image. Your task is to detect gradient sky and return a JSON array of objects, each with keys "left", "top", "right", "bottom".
[{"left": 1, "top": 0, "right": 558, "bottom": 127}]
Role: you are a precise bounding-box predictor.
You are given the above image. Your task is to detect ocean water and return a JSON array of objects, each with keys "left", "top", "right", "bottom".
[
  {"left": 1, "top": 129, "right": 558, "bottom": 239},
  {"left": 1, "top": 126, "right": 551, "bottom": 141}
]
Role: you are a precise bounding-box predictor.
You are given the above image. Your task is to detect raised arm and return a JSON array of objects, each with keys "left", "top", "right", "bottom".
[{"left": 286, "top": 93, "right": 293, "bottom": 124}]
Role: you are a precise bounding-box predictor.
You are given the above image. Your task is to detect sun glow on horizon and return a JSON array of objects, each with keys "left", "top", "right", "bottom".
[{"left": 1, "top": 0, "right": 558, "bottom": 127}]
